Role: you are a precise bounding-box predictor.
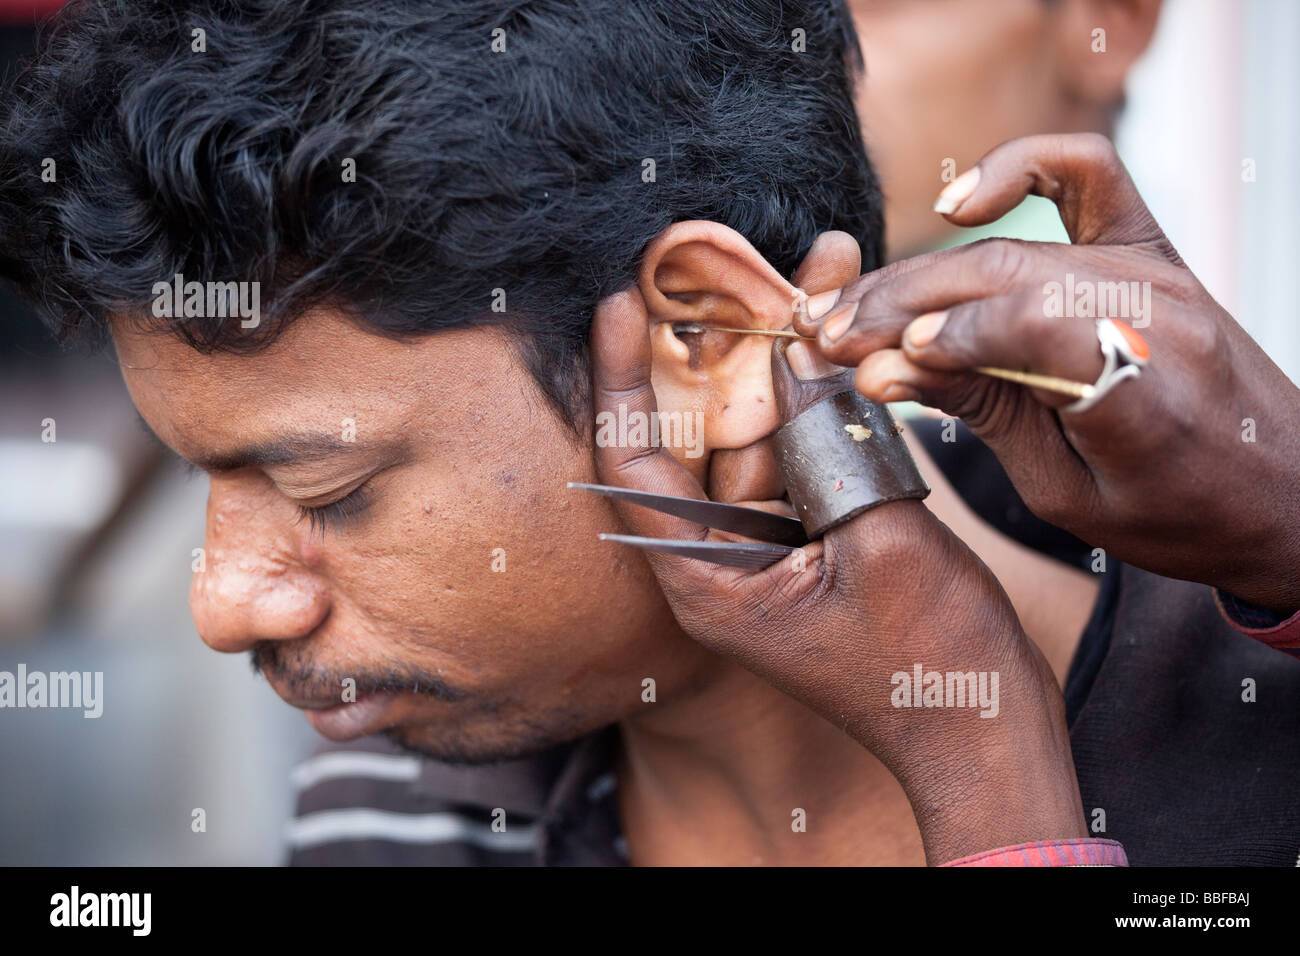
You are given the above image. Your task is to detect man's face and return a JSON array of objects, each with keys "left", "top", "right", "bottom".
[{"left": 114, "top": 310, "right": 716, "bottom": 762}]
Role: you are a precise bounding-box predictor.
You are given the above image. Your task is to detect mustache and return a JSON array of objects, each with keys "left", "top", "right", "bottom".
[{"left": 249, "top": 642, "right": 467, "bottom": 703}]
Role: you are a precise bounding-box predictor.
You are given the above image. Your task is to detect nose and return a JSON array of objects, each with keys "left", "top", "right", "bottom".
[{"left": 189, "top": 483, "right": 331, "bottom": 654}]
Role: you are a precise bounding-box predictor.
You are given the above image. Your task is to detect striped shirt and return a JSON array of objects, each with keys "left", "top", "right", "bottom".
[{"left": 286, "top": 724, "right": 626, "bottom": 866}]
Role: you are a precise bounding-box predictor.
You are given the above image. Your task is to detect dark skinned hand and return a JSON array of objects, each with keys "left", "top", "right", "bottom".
[
  {"left": 800, "top": 133, "right": 1300, "bottom": 615},
  {"left": 588, "top": 285, "right": 1088, "bottom": 865}
]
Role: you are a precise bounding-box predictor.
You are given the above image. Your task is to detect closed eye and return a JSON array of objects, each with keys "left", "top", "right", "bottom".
[{"left": 295, "top": 481, "right": 374, "bottom": 536}]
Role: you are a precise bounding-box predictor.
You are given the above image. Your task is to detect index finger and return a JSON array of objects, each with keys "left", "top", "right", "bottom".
[{"left": 937, "top": 132, "right": 1181, "bottom": 257}]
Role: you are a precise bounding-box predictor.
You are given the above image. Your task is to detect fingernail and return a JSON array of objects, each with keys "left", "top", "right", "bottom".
[
  {"left": 906, "top": 310, "right": 948, "bottom": 348},
  {"left": 806, "top": 288, "right": 842, "bottom": 322},
  {"left": 821, "top": 302, "right": 856, "bottom": 342},
  {"left": 933, "top": 167, "right": 980, "bottom": 215},
  {"left": 881, "top": 382, "right": 922, "bottom": 404},
  {"left": 790, "top": 288, "right": 810, "bottom": 322}
]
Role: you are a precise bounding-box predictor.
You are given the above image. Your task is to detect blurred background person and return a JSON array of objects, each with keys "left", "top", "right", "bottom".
[
  {"left": 850, "top": 0, "right": 1162, "bottom": 259},
  {"left": 848, "top": 0, "right": 1299, "bottom": 384}
]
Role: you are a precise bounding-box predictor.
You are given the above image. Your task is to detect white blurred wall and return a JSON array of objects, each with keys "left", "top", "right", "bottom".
[{"left": 1117, "top": 0, "right": 1300, "bottom": 384}]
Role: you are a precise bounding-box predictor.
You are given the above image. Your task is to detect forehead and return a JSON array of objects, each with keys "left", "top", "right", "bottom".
[{"left": 112, "top": 311, "right": 528, "bottom": 456}]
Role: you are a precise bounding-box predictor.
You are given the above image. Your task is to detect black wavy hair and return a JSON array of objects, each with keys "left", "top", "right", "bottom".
[{"left": 0, "top": 0, "right": 882, "bottom": 424}]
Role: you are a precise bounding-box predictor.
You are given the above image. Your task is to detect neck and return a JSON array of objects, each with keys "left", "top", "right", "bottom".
[{"left": 615, "top": 659, "right": 924, "bottom": 865}]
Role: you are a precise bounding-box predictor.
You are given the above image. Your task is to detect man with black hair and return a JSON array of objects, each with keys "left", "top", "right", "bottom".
[
  {"left": 1, "top": 0, "right": 1110, "bottom": 866},
  {"left": 2, "top": 0, "right": 1296, "bottom": 867}
]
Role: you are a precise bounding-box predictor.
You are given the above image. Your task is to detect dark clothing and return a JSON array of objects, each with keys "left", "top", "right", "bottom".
[
  {"left": 286, "top": 722, "right": 621, "bottom": 866},
  {"left": 912, "top": 418, "right": 1096, "bottom": 572},
  {"left": 1068, "top": 565, "right": 1300, "bottom": 865}
]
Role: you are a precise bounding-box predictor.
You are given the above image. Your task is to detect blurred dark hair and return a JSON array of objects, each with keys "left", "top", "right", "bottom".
[{"left": 0, "top": 0, "right": 881, "bottom": 424}]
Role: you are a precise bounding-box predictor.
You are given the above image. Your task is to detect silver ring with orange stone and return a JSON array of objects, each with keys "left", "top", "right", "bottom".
[{"left": 1062, "top": 318, "right": 1151, "bottom": 415}]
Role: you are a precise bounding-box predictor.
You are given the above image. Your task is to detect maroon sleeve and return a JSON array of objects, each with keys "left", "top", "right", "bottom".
[
  {"left": 1215, "top": 591, "right": 1300, "bottom": 658},
  {"left": 940, "top": 838, "right": 1128, "bottom": 867}
]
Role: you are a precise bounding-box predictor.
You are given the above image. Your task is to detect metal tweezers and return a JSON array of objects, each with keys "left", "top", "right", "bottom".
[{"left": 568, "top": 482, "right": 808, "bottom": 570}]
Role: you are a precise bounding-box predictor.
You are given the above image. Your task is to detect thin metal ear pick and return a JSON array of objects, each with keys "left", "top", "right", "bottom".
[
  {"left": 671, "top": 322, "right": 805, "bottom": 339},
  {"left": 567, "top": 482, "right": 807, "bottom": 570},
  {"left": 669, "top": 322, "right": 1094, "bottom": 401}
]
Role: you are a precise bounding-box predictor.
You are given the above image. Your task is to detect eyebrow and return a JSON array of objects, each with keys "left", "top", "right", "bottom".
[
  {"left": 197, "top": 435, "right": 373, "bottom": 473},
  {"left": 134, "top": 412, "right": 376, "bottom": 473}
]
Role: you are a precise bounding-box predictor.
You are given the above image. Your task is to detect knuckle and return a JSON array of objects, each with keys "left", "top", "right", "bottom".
[
  {"left": 602, "top": 443, "right": 662, "bottom": 480},
  {"left": 833, "top": 509, "right": 922, "bottom": 579},
  {"left": 851, "top": 283, "right": 896, "bottom": 326},
  {"left": 1070, "top": 131, "right": 1121, "bottom": 170},
  {"left": 1180, "top": 315, "right": 1226, "bottom": 365},
  {"left": 1017, "top": 300, "right": 1062, "bottom": 346},
  {"left": 969, "top": 237, "right": 1032, "bottom": 289},
  {"left": 846, "top": 257, "right": 911, "bottom": 295},
  {"left": 595, "top": 364, "right": 652, "bottom": 400},
  {"left": 671, "top": 570, "right": 744, "bottom": 632},
  {"left": 936, "top": 374, "right": 994, "bottom": 423},
  {"left": 750, "top": 550, "right": 830, "bottom": 611}
]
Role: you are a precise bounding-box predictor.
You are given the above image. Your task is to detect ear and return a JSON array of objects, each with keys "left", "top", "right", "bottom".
[
  {"left": 638, "top": 221, "right": 855, "bottom": 479},
  {"left": 1051, "top": 0, "right": 1162, "bottom": 109}
]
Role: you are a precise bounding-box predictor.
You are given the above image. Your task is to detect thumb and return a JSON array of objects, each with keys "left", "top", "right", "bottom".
[{"left": 589, "top": 288, "right": 710, "bottom": 541}]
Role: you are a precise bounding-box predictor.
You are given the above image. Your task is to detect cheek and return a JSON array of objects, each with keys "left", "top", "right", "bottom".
[{"left": 315, "top": 446, "right": 688, "bottom": 693}]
